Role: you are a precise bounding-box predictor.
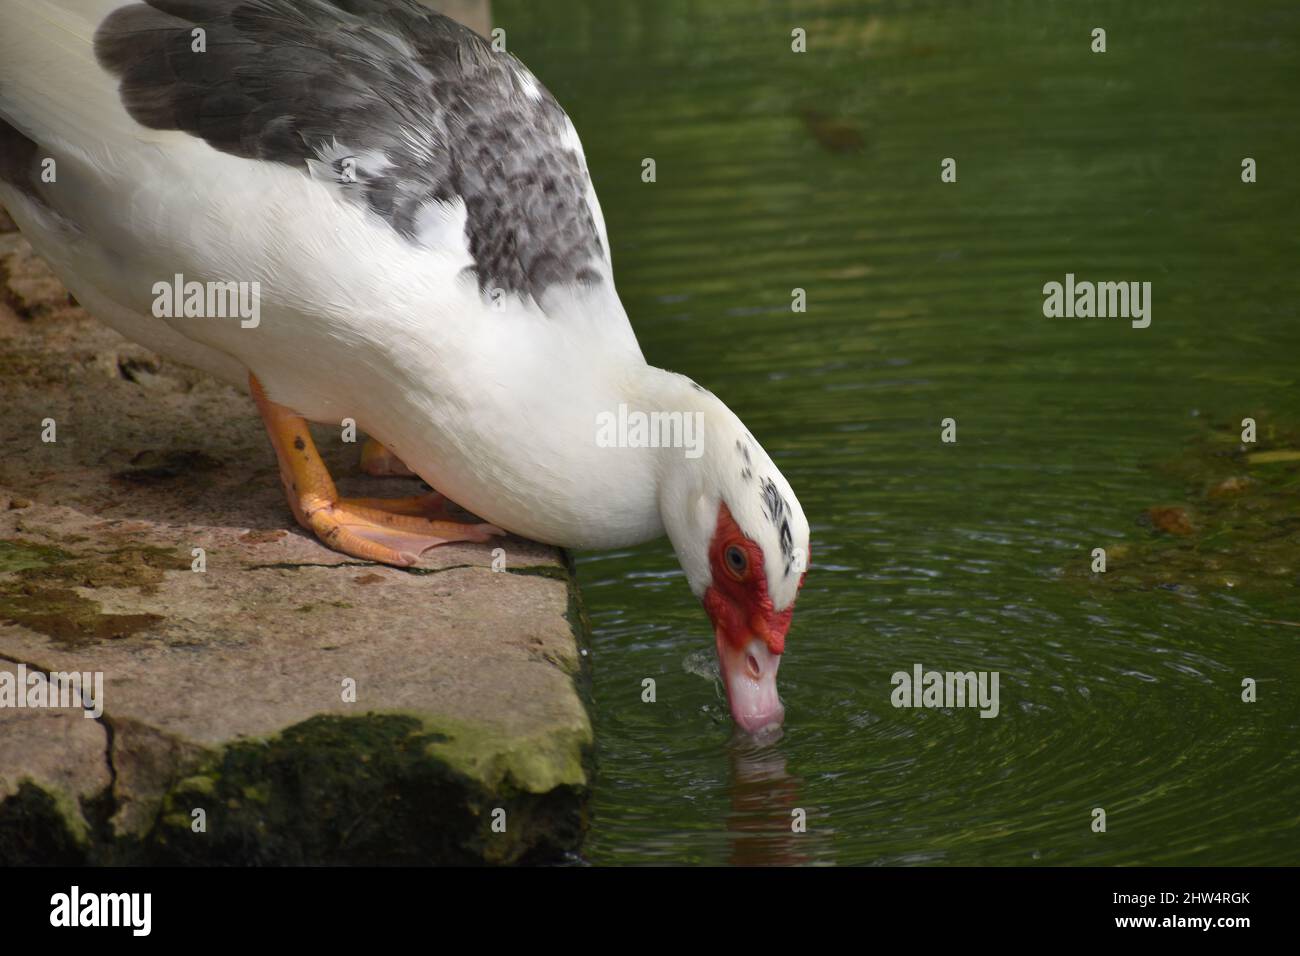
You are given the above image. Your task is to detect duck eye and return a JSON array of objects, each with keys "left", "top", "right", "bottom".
[{"left": 724, "top": 545, "right": 748, "bottom": 576}]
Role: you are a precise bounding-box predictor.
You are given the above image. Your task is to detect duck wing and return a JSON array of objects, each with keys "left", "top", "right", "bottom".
[{"left": 0, "top": 0, "right": 617, "bottom": 311}]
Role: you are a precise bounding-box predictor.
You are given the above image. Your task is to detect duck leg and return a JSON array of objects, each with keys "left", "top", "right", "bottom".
[
  {"left": 250, "top": 374, "right": 502, "bottom": 566},
  {"left": 359, "top": 437, "right": 417, "bottom": 477},
  {"left": 357, "top": 438, "right": 465, "bottom": 518},
  {"left": 341, "top": 492, "right": 447, "bottom": 514},
  {"left": 357, "top": 436, "right": 460, "bottom": 513}
]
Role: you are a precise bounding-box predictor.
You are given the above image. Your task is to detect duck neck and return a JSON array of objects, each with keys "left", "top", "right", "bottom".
[{"left": 614, "top": 365, "right": 741, "bottom": 592}]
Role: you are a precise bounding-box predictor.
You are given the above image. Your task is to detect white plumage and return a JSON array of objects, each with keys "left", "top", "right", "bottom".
[{"left": 0, "top": 0, "right": 809, "bottom": 729}]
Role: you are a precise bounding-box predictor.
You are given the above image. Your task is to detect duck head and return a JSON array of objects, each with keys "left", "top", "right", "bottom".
[{"left": 657, "top": 388, "right": 810, "bottom": 734}]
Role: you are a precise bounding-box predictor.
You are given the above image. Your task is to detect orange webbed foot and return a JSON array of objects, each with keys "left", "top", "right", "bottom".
[
  {"left": 250, "top": 375, "right": 503, "bottom": 567},
  {"left": 303, "top": 497, "right": 503, "bottom": 566}
]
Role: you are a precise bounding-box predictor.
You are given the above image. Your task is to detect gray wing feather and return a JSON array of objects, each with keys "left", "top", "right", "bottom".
[{"left": 93, "top": 0, "right": 606, "bottom": 300}]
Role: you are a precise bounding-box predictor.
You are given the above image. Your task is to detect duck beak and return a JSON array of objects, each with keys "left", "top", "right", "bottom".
[{"left": 715, "top": 631, "right": 784, "bottom": 733}]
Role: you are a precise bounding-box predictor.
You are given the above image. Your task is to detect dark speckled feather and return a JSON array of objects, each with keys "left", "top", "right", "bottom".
[
  {"left": 93, "top": 0, "right": 605, "bottom": 300},
  {"left": 760, "top": 475, "right": 796, "bottom": 574}
]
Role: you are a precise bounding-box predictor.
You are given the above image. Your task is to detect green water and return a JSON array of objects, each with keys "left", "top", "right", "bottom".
[{"left": 500, "top": 0, "right": 1300, "bottom": 865}]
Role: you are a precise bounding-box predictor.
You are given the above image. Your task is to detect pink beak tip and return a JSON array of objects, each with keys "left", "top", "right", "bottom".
[{"left": 719, "top": 636, "right": 785, "bottom": 734}]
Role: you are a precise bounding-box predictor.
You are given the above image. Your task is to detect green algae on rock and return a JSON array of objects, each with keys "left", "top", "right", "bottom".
[
  {"left": 0, "top": 538, "right": 183, "bottom": 646},
  {"left": 146, "top": 713, "right": 587, "bottom": 866}
]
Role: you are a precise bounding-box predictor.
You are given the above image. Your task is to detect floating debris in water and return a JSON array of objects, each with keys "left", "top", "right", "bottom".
[
  {"left": 1246, "top": 449, "right": 1300, "bottom": 465},
  {"left": 1066, "top": 415, "right": 1299, "bottom": 594},
  {"left": 1208, "top": 476, "right": 1252, "bottom": 497},
  {"left": 1142, "top": 506, "right": 1195, "bottom": 536},
  {"left": 797, "top": 106, "right": 866, "bottom": 154}
]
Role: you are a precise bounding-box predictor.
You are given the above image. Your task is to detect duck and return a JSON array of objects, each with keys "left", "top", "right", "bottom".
[{"left": 0, "top": 0, "right": 810, "bottom": 733}]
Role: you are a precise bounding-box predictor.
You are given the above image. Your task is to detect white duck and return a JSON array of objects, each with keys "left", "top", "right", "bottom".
[{"left": 0, "top": 0, "right": 810, "bottom": 732}]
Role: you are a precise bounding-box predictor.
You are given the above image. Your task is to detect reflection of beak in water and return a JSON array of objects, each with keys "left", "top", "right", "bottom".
[{"left": 726, "top": 729, "right": 813, "bottom": 866}]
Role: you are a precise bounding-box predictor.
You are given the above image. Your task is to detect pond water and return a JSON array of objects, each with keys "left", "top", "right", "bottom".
[{"left": 501, "top": 0, "right": 1300, "bottom": 864}]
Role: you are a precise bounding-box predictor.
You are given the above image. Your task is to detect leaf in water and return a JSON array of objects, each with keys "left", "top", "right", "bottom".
[
  {"left": 1207, "top": 476, "right": 1252, "bottom": 497},
  {"left": 1143, "top": 506, "right": 1196, "bottom": 536},
  {"left": 1246, "top": 450, "right": 1300, "bottom": 465}
]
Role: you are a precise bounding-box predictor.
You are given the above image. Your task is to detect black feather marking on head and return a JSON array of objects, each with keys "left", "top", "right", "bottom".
[
  {"left": 735, "top": 439, "right": 755, "bottom": 483},
  {"left": 759, "top": 476, "right": 795, "bottom": 575},
  {"left": 92, "top": 0, "right": 605, "bottom": 302}
]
